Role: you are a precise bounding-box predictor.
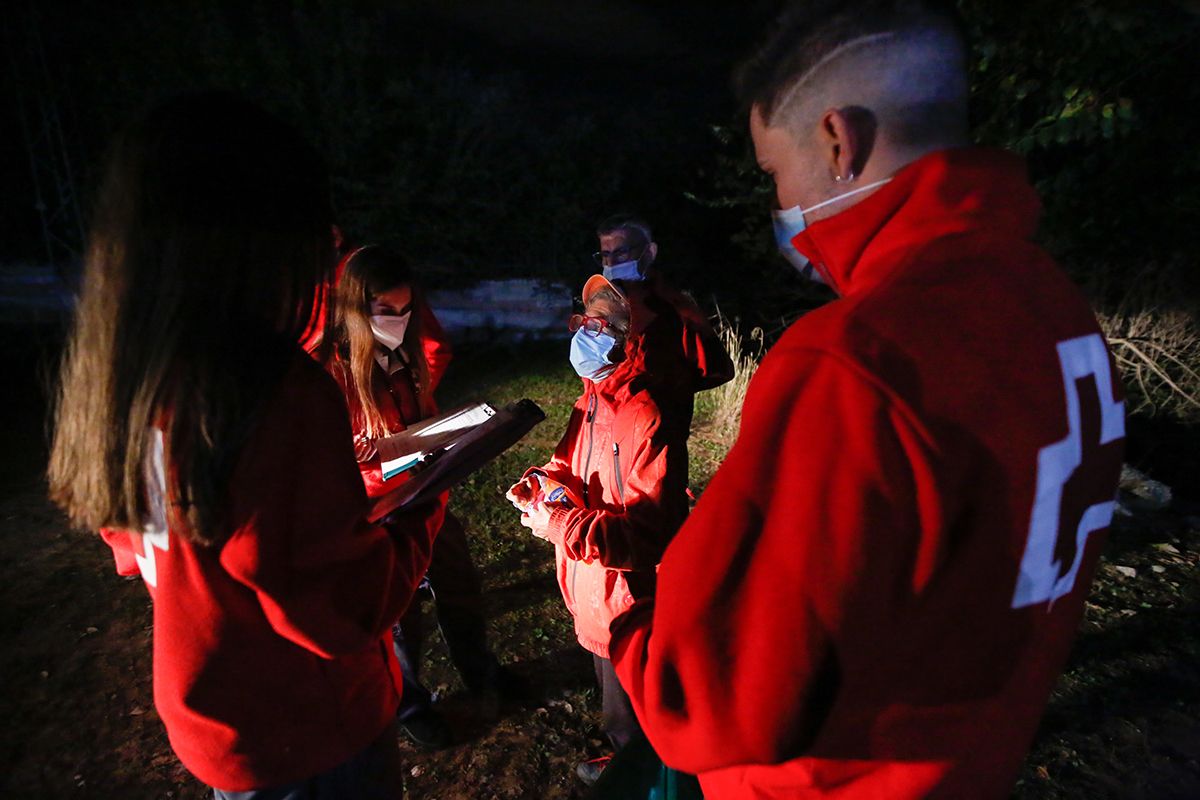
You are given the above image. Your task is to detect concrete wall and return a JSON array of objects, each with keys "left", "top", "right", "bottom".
[
  {"left": 0, "top": 266, "right": 574, "bottom": 343},
  {"left": 428, "top": 278, "right": 573, "bottom": 342},
  {"left": 0, "top": 264, "right": 73, "bottom": 325}
]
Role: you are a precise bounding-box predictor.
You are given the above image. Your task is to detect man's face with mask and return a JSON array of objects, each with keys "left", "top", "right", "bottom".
[
  {"left": 596, "top": 229, "right": 658, "bottom": 283},
  {"left": 750, "top": 103, "right": 893, "bottom": 283},
  {"left": 750, "top": 105, "right": 828, "bottom": 215},
  {"left": 597, "top": 230, "right": 646, "bottom": 269}
]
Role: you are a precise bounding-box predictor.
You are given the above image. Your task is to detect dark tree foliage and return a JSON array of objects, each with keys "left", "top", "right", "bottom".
[
  {"left": 686, "top": 0, "right": 1200, "bottom": 326},
  {"left": 18, "top": 1, "right": 1198, "bottom": 314},
  {"left": 962, "top": 1, "right": 1199, "bottom": 283},
  {"left": 38, "top": 2, "right": 633, "bottom": 286}
]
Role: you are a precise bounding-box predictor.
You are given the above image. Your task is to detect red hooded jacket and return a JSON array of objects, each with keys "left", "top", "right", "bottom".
[
  {"left": 527, "top": 335, "right": 690, "bottom": 658},
  {"left": 620, "top": 274, "right": 735, "bottom": 396},
  {"left": 100, "top": 352, "right": 444, "bottom": 790},
  {"left": 610, "top": 148, "right": 1125, "bottom": 798}
]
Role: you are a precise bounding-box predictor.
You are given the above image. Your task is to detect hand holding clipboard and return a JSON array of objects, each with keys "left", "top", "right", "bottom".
[{"left": 368, "top": 399, "right": 546, "bottom": 522}]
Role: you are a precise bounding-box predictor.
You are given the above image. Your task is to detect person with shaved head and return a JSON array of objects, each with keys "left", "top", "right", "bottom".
[{"left": 607, "top": 2, "right": 1125, "bottom": 797}]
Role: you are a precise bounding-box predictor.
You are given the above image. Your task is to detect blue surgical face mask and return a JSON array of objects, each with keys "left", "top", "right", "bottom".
[
  {"left": 772, "top": 177, "right": 893, "bottom": 282},
  {"left": 569, "top": 329, "right": 620, "bottom": 380},
  {"left": 603, "top": 259, "right": 644, "bottom": 282}
]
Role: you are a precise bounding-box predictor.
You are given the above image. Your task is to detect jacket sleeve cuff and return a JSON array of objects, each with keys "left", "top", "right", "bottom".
[{"left": 542, "top": 506, "right": 572, "bottom": 547}]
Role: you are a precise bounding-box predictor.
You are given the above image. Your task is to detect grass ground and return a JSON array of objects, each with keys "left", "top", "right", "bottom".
[{"left": 1, "top": 332, "right": 1197, "bottom": 798}]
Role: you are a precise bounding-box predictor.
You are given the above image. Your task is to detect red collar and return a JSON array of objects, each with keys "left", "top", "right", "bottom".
[
  {"left": 581, "top": 331, "right": 655, "bottom": 409},
  {"left": 792, "top": 147, "right": 1041, "bottom": 297}
]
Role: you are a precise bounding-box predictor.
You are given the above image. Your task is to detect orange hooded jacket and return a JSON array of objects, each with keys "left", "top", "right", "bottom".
[{"left": 527, "top": 332, "right": 691, "bottom": 658}]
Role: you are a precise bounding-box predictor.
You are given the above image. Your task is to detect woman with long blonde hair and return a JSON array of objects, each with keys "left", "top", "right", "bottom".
[
  {"left": 49, "top": 92, "right": 440, "bottom": 798},
  {"left": 318, "top": 244, "right": 521, "bottom": 748}
]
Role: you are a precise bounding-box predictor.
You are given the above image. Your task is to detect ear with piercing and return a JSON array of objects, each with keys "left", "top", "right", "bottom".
[{"left": 834, "top": 171, "right": 857, "bottom": 184}]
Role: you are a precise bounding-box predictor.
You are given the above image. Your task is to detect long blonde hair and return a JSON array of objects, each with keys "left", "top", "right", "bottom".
[
  {"left": 48, "top": 92, "right": 334, "bottom": 546},
  {"left": 322, "top": 245, "right": 433, "bottom": 437}
]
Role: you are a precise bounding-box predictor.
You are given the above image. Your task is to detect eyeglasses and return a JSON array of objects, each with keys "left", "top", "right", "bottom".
[
  {"left": 568, "top": 314, "right": 622, "bottom": 337},
  {"left": 591, "top": 243, "right": 645, "bottom": 266}
]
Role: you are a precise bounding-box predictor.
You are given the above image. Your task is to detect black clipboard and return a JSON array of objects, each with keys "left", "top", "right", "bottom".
[{"left": 368, "top": 399, "right": 546, "bottom": 522}]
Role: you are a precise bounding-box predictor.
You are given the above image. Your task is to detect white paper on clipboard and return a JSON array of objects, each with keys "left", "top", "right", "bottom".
[
  {"left": 368, "top": 399, "right": 545, "bottom": 522},
  {"left": 376, "top": 403, "right": 497, "bottom": 479}
]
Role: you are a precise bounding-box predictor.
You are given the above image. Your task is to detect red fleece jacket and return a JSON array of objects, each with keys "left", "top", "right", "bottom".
[
  {"left": 100, "top": 353, "right": 442, "bottom": 791},
  {"left": 620, "top": 274, "right": 734, "bottom": 395},
  {"left": 610, "top": 148, "right": 1125, "bottom": 799}
]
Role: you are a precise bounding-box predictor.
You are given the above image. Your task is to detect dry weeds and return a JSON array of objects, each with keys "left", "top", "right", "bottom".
[
  {"left": 689, "top": 317, "right": 764, "bottom": 490},
  {"left": 1099, "top": 306, "right": 1200, "bottom": 423}
]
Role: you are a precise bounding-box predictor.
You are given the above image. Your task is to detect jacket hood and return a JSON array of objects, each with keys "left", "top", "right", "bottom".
[{"left": 792, "top": 147, "right": 1042, "bottom": 297}]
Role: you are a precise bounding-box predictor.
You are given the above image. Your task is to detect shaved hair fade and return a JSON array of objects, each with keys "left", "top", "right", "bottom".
[{"left": 736, "top": 1, "right": 969, "bottom": 148}]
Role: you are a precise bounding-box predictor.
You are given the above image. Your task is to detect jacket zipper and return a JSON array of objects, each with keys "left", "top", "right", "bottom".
[
  {"left": 581, "top": 392, "right": 598, "bottom": 505},
  {"left": 379, "top": 366, "right": 410, "bottom": 429},
  {"left": 612, "top": 442, "right": 625, "bottom": 505}
]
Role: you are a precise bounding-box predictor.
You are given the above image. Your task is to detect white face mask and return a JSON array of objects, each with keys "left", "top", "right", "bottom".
[
  {"left": 772, "top": 177, "right": 893, "bottom": 281},
  {"left": 370, "top": 312, "right": 412, "bottom": 351}
]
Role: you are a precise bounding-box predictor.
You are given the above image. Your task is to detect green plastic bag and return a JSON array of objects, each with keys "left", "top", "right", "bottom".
[
  {"left": 588, "top": 732, "right": 704, "bottom": 800},
  {"left": 649, "top": 763, "right": 703, "bottom": 800}
]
